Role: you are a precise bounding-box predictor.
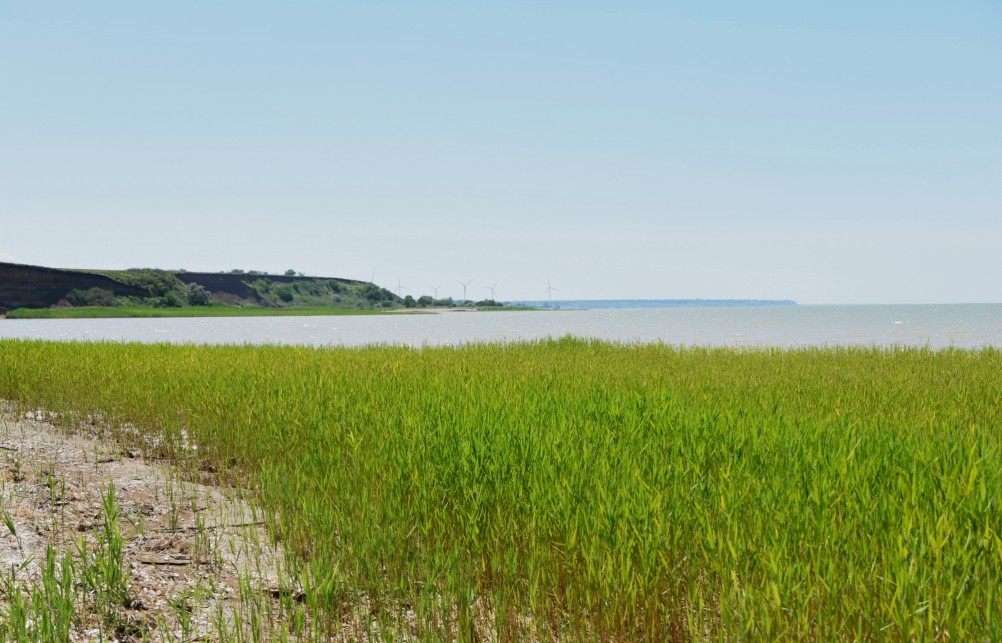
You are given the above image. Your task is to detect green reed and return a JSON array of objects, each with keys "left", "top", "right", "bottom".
[{"left": 1, "top": 338, "right": 1000, "bottom": 640}]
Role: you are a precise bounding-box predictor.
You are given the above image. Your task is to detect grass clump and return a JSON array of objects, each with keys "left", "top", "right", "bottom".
[
  {"left": 0, "top": 547, "right": 76, "bottom": 642},
  {"left": 77, "top": 483, "right": 134, "bottom": 617},
  {"left": 1, "top": 338, "right": 1001, "bottom": 639},
  {"left": 0, "top": 483, "right": 136, "bottom": 642}
]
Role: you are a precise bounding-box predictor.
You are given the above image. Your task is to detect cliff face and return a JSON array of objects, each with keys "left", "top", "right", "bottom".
[
  {"left": 0, "top": 262, "right": 151, "bottom": 311},
  {"left": 173, "top": 272, "right": 261, "bottom": 300}
]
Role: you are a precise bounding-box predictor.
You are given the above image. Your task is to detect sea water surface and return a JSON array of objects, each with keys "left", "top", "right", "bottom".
[{"left": 2, "top": 304, "right": 1001, "bottom": 348}]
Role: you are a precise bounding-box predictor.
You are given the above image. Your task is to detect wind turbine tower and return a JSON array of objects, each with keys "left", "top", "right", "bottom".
[
  {"left": 428, "top": 283, "right": 443, "bottom": 298},
  {"left": 396, "top": 275, "right": 409, "bottom": 298},
  {"left": 484, "top": 281, "right": 498, "bottom": 301},
  {"left": 544, "top": 278, "right": 559, "bottom": 301},
  {"left": 458, "top": 279, "right": 473, "bottom": 303}
]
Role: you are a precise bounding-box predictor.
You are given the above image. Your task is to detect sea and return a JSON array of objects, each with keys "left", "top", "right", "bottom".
[{"left": 2, "top": 303, "right": 1001, "bottom": 349}]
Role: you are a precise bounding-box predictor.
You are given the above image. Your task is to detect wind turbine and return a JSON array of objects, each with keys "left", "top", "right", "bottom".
[
  {"left": 458, "top": 279, "right": 473, "bottom": 303},
  {"left": 396, "top": 275, "right": 409, "bottom": 298},
  {"left": 428, "top": 283, "right": 443, "bottom": 298},
  {"left": 484, "top": 281, "right": 498, "bottom": 301},
  {"left": 544, "top": 278, "right": 559, "bottom": 301}
]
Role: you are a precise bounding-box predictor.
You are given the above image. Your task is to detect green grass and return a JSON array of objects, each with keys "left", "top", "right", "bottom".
[
  {"left": 5, "top": 305, "right": 399, "bottom": 319},
  {"left": 1, "top": 338, "right": 1001, "bottom": 640}
]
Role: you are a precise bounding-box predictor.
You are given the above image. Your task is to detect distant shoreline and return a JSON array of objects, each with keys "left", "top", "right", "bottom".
[{"left": 507, "top": 299, "right": 798, "bottom": 310}]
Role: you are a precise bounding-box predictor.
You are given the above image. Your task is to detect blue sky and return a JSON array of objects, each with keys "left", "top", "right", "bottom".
[{"left": 1, "top": 1, "right": 999, "bottom": 303}]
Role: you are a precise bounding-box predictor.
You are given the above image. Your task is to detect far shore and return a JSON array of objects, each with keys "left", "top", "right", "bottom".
[
  {"left": 2, "top": 304, "right": 539, "bottom": 320},
  {"left": 3, "top": 306, "right": 411, "bottom": 320}
]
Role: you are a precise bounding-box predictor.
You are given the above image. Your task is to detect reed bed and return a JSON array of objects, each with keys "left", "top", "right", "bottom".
[{"left": 1, "top": 338, "right": 1000, "bottom": 640}]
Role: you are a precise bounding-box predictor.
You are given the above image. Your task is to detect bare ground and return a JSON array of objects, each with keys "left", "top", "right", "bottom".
[{"left": 0, "top": 404, "right": 298, "bottom": 641}]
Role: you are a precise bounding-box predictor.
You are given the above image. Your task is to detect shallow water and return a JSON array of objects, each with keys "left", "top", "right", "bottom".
[{"left": 2, "top": 304, "right": 1001, "bottom": 348}]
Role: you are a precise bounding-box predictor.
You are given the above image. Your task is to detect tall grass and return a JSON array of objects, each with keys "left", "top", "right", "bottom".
[{"left": 1, "top": 338, "right": 1001, "bottom": 639}]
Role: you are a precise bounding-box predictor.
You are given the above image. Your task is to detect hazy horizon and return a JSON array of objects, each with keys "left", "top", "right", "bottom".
[{"left": 2, "top": 2, "right": 999, "bottom": 305}]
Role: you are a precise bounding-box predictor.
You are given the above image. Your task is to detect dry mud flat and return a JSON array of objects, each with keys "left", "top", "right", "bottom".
[{"left": 0, "top": 405, "right": 294, "bottom": 641}]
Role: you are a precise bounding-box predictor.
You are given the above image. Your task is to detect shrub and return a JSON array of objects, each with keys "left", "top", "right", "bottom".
[
  {"left": 186, "top": 283, "right": 212, "bottom": 306},
  {"left": 274, "top": 286, "right": 295, "bottom": 303},
  {"left": 361, "top": 284, "right": 394, "bottom": 303},
  {"left": 155, "top": 293, "right": 183, "bottom": 308},
  {"left": 116, "top": 269, "right": 180, "bottom": 297},
  {"left": 65, "top": 288, "right": 118, "bottom": 307}
]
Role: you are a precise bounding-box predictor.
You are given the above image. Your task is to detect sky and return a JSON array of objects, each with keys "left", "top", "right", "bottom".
[{"left": 1, "top": 1, "right": 1000, "bottom": 304}]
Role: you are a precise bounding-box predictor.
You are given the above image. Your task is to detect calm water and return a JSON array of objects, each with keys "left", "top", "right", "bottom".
[{"left": 2, "top": 305, "right": 1001, "bottom": 348}]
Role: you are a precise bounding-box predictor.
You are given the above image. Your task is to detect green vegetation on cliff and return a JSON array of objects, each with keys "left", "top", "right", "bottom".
[
  {"left": 0, "top": 263, "right": 411, "bottom": 316},
  {"left": 90, "top": 268, "right": 401, "bottom": 311}
]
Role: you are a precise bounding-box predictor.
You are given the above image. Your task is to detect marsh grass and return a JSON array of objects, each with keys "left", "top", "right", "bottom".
[{"left": 1, "top": 338, "right": 1001, "bottom": 639}]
